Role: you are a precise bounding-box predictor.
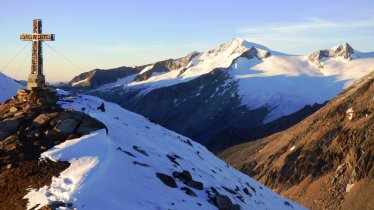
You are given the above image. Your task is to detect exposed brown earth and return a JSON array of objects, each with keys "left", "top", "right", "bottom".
[
  {"left": 220, "top": 71, "right": 374, "bottom": 210},
  {"left": 0, "top": 89, "right": 105, "bottom": 210}
]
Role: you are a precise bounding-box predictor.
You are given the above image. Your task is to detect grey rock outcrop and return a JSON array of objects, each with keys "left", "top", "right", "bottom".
[{"left": 308, "top": 43, "right": 355, "bottom": 67}]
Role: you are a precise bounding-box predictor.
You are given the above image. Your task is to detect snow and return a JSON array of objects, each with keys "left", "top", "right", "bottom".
[
  {"left": 139, "top": 65, "right": 154, "bottom": 74},
  {"left": 346, "top": 108, "right": 354, "bottom": 120},
  {"left": 89, "top": 74, "right": 137, "bottom": 92},
  {"left": 24, "top": 92, "right": 307, "bottom": 210},
  {"left": 228, "top": 53, "right": 373, "bottom": 122},
  {"left": 71, "top": 78, "right": 89, "bottom": 87},
  {"left": 0, "top": 73, "right": 24, "bottom": 102}
]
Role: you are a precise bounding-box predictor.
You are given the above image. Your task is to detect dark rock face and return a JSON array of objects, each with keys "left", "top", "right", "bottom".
[
  {"left": 0, "top": 89, "right": 105, "bottom": 209},
  {"left": 220, "top": 71, "right": 374, "bottom": 210},
  {"left": 66, "top": 66, "right": 140, "bottom": 88},
  {"left": 207, "top": 103, "right": 324, "bottom": 153},
  {"left": 92, "top": 69, "right": 269, "bottom": 146}
]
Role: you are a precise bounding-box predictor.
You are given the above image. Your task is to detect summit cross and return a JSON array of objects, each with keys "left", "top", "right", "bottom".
[{"left": 20, "top": 19, "right": 55, "bottom": 90}]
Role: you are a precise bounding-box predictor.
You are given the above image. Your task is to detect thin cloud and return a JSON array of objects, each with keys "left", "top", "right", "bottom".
[
  {"left": 237, "top": 17, "right": 374, "bottom": 54},
  {"left": 92, "top": 42, "right": 216, "bottom": 53},
  {"left": 238, "top": 18, "right": 374, "bottom": 34}
]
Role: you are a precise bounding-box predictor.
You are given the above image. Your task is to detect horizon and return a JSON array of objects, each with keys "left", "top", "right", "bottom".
[{"left": 0, "top": 0, "right": 373, "bottom": 82}]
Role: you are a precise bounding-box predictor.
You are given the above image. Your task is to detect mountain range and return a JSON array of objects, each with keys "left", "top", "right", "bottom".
[{"left": 66, "top": 38, "right": 374, "bottom": 152}]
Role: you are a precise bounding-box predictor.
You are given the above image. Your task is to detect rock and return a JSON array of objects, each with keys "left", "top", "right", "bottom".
[
  {"left": 97, "top": 102, "right": 105, "bottom": 112},
  {"left": 33, "top": 112, "right": 59, "bottom": 127},
  {"left": 54, "top": 118, "right": 80, "bottom": 134},
  {"left": 27, "top": 91, "right": 41, "bottom": 104},
  {"left": 173, "top": 170, "right": 193, "bottom": 182},
  {"left": 132, "top": 146, "right": 149, "bottom": 156},
  {"left": 9, "top": 106, "right": 19, "bottom": 113},
  {"left": 173, "top": 170, "right": 204, "bottom": 190},
  {"left": 213, "top": 193, "right": 232, "bottom": 210},
  {"left": 76, "top": 117, "right": 105, "bottom": 134},
  {"left": 44, "top": 130, "right": 60, "bottom": 138},
  {"left": 51, "top": 112, "right": 78, "bottom": 126},
  {"left": 0, "top": 119, "right": 20, "bottom": 132},
  {"left": 0, "top": 119, "right": 21, "bottom": 139},
  {"left": 0, "top": 135, "right": 22, "bottom": 151},
  {"left": 13, "top": 112, "right": 24, "bottom": 117},
  {"left": 185, "top": 180, "right": 204, "bottom": 190},
  {"left": 156, "top": 173, "right": 177, "bottom": 188},
  {"left": 181, "top": 187, "right": 197, "bottom": 197}
]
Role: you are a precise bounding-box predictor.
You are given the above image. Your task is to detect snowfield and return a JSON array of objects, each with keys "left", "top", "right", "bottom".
[
  {"left": 0, "top": 72, "right": 24, "bottom": 102},
  {"left": 24, "top": 90, "right": 307, "bottom": 210}
]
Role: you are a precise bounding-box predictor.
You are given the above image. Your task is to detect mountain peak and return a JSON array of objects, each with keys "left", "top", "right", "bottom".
[
  {"left": 329, "top": 42, "right": 354, "bottom": 59},
  {"left": 308, "top": 42, "right": 355, "bottom": 66},
  {"left": 225, "top": 38, "right": 273, "bottom": 52}
]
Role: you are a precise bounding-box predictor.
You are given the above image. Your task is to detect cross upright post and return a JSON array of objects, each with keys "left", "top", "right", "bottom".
[{"left": 20, "top": 19, "right": 55, "bottom": 90}]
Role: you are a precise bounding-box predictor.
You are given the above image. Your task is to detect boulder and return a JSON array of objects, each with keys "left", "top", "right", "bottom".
[
  {"left": 0, "top": 119, "right": 20, "bottom": 133},
  {"left": 76, "top": 117, "right": 105, "bottom": 134},
  {"left": 185, "top": 180, "right": 204, "bottom": 190},
  {"left": 51, "top": 112, "right": 82, "bottom": 126},
  {"left": 156, "top": 173, "right": 177, "bottom": 188},
  {"left": 181, "top": 187, "right": 197, "bottom": 197},
  {"left": 211, "top": 192, "right": 241, "bottom": 210},
  {"left": 0, "top": 135, "right": 22, "bottom": 151},
  {"left": 33, "top": 112, "right": 59, "bottom": 127},
  {"left": 54, "top": 119, "right": 80, "bottom": 134},
  {"left": 214, "top": 194, "right": 232, "bottom": 210},
  {"left": 9, "top": 106, "right": 19, "bottom": 113},
  {"left": 173, "top": 170, "right": 204, "bottom": 190}
]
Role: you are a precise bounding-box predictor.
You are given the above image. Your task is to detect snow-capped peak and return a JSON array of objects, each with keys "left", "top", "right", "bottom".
[
  {"left": 178, "top": 38, "right": 273, "bottom": 79},
  {"left": 329, "top": 42, "right": 355, "bottom": 59},
  {"left": 209, "top": 38, "right": 273, "bottom": 56},
  {"left": 307, "top": 42, "right": 356, "bottom": 67}
]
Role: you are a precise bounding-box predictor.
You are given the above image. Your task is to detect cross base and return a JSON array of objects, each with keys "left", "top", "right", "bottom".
[{"left": 27, "top": 74, "right": 46, "bottom": 90}]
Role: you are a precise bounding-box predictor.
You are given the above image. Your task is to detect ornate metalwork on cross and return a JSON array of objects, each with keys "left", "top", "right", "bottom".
[{"left": 20, "top": 19, "right": 55, "bottom": 90}]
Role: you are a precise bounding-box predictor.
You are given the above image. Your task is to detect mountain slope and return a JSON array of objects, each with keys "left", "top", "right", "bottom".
[
  {"left": 24, "top": 90, "right": 306, "bottom": 210},
  {"left": 220, "top": 71, "right": 374, "bottom": 210},
  {"left": 66, "top": 38, "right": 374, "bottom": 151},
  {"left": 0, "top": 72, "right": 24, "bottom": 102},
  {"left": 67, "top": 66, "right": 139, "bottom": 88}
]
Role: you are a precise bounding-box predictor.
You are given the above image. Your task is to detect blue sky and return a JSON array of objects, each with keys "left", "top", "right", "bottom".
[{"left": 0, "top": 0, "right": 373, "bottom": 82}]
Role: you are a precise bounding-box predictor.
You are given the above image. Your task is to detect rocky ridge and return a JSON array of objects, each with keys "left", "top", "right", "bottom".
[{"left": 0, "top": 88, "right": 105, "bottom": 209}]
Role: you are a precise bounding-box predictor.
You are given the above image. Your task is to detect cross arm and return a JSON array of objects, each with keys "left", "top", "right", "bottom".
[{"left": 20, "top": 34, "right": 55, "bottom": 41}]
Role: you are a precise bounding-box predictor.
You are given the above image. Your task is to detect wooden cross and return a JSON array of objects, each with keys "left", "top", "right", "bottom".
[{"left": 20, "top": 19, "right": 55, "bottom": 90}]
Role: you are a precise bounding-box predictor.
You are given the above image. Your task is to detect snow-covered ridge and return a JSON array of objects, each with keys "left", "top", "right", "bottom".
[{"left": 24, "top": 91, "right": 307, "bottom": 210}]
